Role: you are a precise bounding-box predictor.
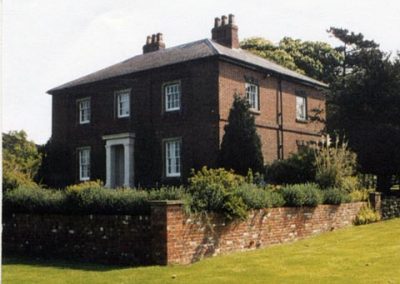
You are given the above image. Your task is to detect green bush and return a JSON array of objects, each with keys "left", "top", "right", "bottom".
[
  {"left": 315, "top": 139, "right": 357, "bottom": 189},
  {"left": 349, "top": 189, "right": 371, "bottom": 202},
  {"left": 322, "top": 188, "right": 351, "bottom": 205},
  {"left": 236, "top": 184, "right": 285, "bottom": 209},
  {"left": 341, "top": 176, "right": 360, "bottom": 193},
  {"left": 265, "top": 147, "right": 316, "bottom": 184},
  {"left": 187, "top": 167, "right": 248, "bottom": 220},
  {"left": 4, "top": 185, "right": 188, "bottom": 215},
  {"left": 354, "top": 204, "right": 381, "bottom": 225},
  {"left": 66, "top": 180, "right": 103, "bottom": 192},
  {"left": 281, "top": 183, "right": 322, "bottom": 207},
  {"left": 4, "top": 186, "right": 67, "bottom": 214}
]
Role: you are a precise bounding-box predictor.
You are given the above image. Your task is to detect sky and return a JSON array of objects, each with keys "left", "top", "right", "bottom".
[{"left": 2, "top": 0, "right": 400, "bottom": 144}]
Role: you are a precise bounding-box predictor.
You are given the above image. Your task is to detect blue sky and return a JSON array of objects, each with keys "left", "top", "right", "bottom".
[{"left": 2, "top": 0, "right": 400, "bottom": 144}]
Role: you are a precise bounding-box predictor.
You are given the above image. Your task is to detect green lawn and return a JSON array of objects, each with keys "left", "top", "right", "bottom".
[{"left": 3, "top": 218, "right": 400, "bottom": 284}]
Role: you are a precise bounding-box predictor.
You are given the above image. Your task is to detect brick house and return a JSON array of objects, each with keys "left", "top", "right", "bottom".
[{"left": 47, "top": 14, "right": 327, "bottom": 188}]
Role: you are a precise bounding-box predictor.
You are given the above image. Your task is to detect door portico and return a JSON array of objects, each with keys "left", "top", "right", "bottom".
[{"left": 102, "top": 133, "right": 135, "bottom": 188}]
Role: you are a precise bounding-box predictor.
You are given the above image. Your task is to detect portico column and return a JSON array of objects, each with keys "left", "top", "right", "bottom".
[
  {"left": 105, "top": 145, "right": 112, "bottom": 188},
  {"left": 123, "top": 141, "right": 134, "bottom": 188}
]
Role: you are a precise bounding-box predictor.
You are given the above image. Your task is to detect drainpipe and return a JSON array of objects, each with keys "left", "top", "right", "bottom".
[{"left": 277, "top": 76, "right": 284, "bottom": 160}]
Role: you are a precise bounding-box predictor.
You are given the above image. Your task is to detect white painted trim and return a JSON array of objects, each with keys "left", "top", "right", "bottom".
[
  {"left": 103, "top": 133, "right": 135, "bottom": 188},
  {"left": 163, "top": 137, "right": 182, "bottom": 178},
  {"left": 163, "top": 81, "right": 181, "bottom": 112},
  {"left": 102, "top": 132, "right": 135, "bottom": 141},
  {"left": 77, "top": 146, "right": 91, "bottom": 181},
  {"left": 77, "top": 97, "right": 91, "bottom": 124},
  {"left": 115, "top": 89, "right": 131, "bottom": 118}
]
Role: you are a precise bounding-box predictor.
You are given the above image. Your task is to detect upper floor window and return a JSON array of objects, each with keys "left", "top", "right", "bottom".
[
  {"left": 165, "top": 138, "right": 181, "bottom": 177},
  {"left": 164, "top": 82, "right": 181, "bottom": 111},
  {"left": 245, "top": 83, "right": 259, "bottom": 111},
  {"left": 78, "top": 147, "right": 90, "bottom": 181},
  {"left": 116, "top": 89, "right": 131, "bottom": 118},
  {"left": 78, "top": 98, "right": 91, "bottom": 124},
  {"left": 296, "top": 96, "right": 307, "bottom": 121}
]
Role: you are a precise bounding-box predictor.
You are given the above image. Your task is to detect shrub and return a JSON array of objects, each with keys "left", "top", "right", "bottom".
[
  {"left": 322, "top": 188, "right": 351, "bottom": 205},
  {"left": 265, "top": 147, "right": 316, "bottom": 184},
  {"left": 236, "top": 184, "right": 285, "bottom": 209},
  {"left": 354, "top": 204, "right": 381, "bottom": 225},
  {"left": 187, "top": 167, "right": 247, "bottom": 220},
  {"left": 281, "top": 183, "right": 322, "bottom": 207},
  {"left": 315, "top": 139, "right": 357, "bottom": 189},
  {"left": 4, "top": 186, "right": 67, "bottom": 214},
  {"left": 341, "top": 176, "right": 360, "bottom": 193},
  {"left": 349, "top": 189, "right": 371, "bottom": 202},
  {"left": 66, "top": 180, "right": 104, "bottom": 192},
  {"left": 4, "top": 185, "right": 188, "bottom": 216}
]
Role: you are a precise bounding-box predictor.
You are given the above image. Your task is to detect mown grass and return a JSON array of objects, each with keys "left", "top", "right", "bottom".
[{"left": 2, "top": 218, "right": 400, "bottom": 284}]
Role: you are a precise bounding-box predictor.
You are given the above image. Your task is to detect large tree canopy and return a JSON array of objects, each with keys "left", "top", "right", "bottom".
[
  {"left": 2, "top": 130, "right": 42, "bottom": 190},
  {"left": 328, "top": 28, "right": 400, "bottom": 191},
  {"left": 219, "top": 95, "right": 264, "bottom": 175},
  {"left": 241, "top": 36, "right": 343, "bottom": 83}
]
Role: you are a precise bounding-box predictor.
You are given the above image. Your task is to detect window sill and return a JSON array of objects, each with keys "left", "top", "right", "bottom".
[
  {"left": 296, "top": 118, "right": 309, "bottom": 124},
  {"left": 166, "top": 174, "right": 181, "bottom": 178},
  {"left": 249, "top": 109, "right": 261, "bottom": 115},
  {"left": 79, "top": 121, "right": 90, "bottom": 125}
]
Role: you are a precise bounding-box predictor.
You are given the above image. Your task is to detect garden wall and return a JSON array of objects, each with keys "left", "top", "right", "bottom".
[
  {"left": 370, "top": 192, "right": 400, "bottom": 219},
  {"left": 3, "top": 201, "right": 365, "bottom": 265}
]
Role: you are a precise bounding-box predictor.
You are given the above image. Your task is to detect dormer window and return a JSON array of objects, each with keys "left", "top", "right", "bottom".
[
  {"left": 245, "top": 83, "right": 259, "bottom": 111},
  {"left": 116, "top": 89, "right": 131, "bottom": 118},
  {"left": 78, "top": 98, "right": 91, "bottom": 124},
  {"left": 164, "top": 82, "right": 181, "bottom": 112}
]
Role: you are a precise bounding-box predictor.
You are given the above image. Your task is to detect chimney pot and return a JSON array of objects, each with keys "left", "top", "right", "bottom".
[
  {"left": 211, "top": 13, "right": 239, "bottom": 49},
  {"left": 157, "top": 33, "right": 163, "bottom": 43},
  {"left": 221, "top": 15, "right": 228, "bottom": 26},
  {"left": 228, "top": 14, "right": 235, "bottom": 25},
  {"left": 143, "top": 33, "right": 166, "bottom": 54},
  {"left": 214, "top": 17, "right": 221, "bottom": 28}
]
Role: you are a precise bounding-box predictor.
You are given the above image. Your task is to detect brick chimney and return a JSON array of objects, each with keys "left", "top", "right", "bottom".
[
  {"left": 143, "top": 33, "right": 165, "bottom": 54},
  {"left": 211, "top": 14, "right": 239, "bottom": 49}
]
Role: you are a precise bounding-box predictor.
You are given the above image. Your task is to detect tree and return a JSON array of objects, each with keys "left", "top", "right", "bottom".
[
  {"left": 219, "top": 95, "right": 264, "bottom": 175},
  {"left": 241, "top": 37, "right": 342, "bottom": 83},
  {"left": 2, "top": 130, "right": 42, "bottom": 190},
  {"left": 328, "top": 28, "right": 400, "bottom": 192}
]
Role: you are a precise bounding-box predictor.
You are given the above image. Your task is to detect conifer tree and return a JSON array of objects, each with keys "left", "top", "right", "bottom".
[{"left": 219, "top": 95, "right": 264, "bottom": 175}]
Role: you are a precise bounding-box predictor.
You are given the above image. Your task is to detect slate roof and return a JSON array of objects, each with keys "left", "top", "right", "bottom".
[{"left": 48, "top": 39, "right": 328, "bottom": 93}]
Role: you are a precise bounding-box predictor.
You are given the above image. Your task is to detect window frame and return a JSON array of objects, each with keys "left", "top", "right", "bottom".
[
  {"left": 77, "top": 147, "right": 91, "bottom": 181},
  {"left": 296, "top": 95, "right": 307, "bottom": 121},
  {"left": 164, "top": 137, "right": 182, "bottom": 178},
  {"left": 245, "top": 82, "right": 260, "bottom": 111},
  {"left": 163, "top": 81, "right": 181, "bottom": 112},
  {"left": 77, "top": 97, "right": 91, "bottom": 124},
  {"left": 115, "top": 89, "right": 131, "bottom": 118}
]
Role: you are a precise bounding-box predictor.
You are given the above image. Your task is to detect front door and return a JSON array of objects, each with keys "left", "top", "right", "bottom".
[{"left": 112, "top": 145, "right": 125, "bottom": 187}]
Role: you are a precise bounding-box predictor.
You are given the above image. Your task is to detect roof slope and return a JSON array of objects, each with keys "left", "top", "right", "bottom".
[{"left": 48, "top": 39, "right": 327, "bottom": 93}]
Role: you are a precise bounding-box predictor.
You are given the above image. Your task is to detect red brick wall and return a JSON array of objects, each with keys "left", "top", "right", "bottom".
[
  {"left": 218, "top": 61, "right": 325, "bottom": 162},
  {"left": 3, "top": 214, "right": 152, "bottom": 265},
  {"left": 3, "top": 202, "right": 365, "bottom": 265},
  {"left": 50, "top": 57, "right": 326, "bottom": 187},
  {"left": 163, "top": 202, "right": 365, "bottom": 264}
]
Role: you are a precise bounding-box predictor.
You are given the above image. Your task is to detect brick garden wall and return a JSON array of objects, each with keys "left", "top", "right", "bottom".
[
  {"left": 2, "top": 213, "right": 153, "bottom": 265},
  {"left": 3, "top": 202, "right": 365, "bottom": 266}
]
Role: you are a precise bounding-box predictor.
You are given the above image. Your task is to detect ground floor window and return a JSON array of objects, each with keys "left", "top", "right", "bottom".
[
  {"left": 165, "top": 138, "right": 181, "bottom": 177},
  {"left": 78, "top": 147, "right": 90, "bottom": 181}
]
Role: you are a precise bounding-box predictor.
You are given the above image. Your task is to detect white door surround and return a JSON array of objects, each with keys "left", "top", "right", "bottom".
[{"left": 102, "top": 133, "right": 135, "bottom": 188}]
